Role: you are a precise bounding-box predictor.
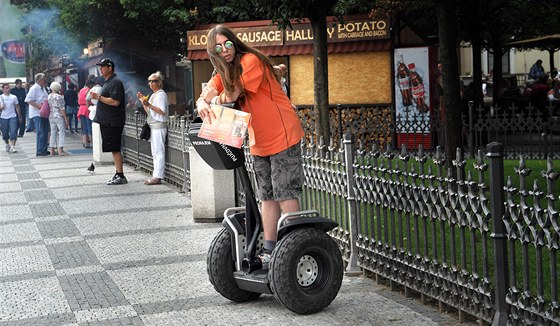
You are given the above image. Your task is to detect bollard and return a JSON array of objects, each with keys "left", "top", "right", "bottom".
[
  {"left": 92, "top": 122, "right": 113, "bottom": 164},
  {"left": 189, "top": 146, "right": 235, "bottom": 223},
  {"left": 487, "top": 142, "right": 509, "bottom": 326},
  {"left": 343, "top": 132, "right": 361, "bottom": 275}
]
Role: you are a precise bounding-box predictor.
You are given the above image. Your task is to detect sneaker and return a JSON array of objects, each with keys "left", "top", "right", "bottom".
[
  {"left": 257, "top": 250, "right": 271, "bottom": 270},
  {"left": 9, "top": 146, "right": 17, "bottom": 153},
  {"left": 107, "top": 174, "right": 128, "bottom": 185},
  {"left": 5, "top": 144, "right": 9, "bottom": 152}
]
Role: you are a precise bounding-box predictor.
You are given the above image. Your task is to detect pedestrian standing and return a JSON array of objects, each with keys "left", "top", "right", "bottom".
[
  {"left": 64, "top": 83, "right": 79, "bottom": 134},
  {"left": 10, "top": 79, "right": 27, "bottom": 137},
  {"left": 47, "top": 82, "right": 69, "bottom": 156},
  {"left": 0, "top": 83, "right": 22, "bottom": 153},
  {"left": 25, "top": 73, "right": 50, "bottom": 156},
  {"left": 136, "top": 71, "right": 168, "bottom": 185},
  {"left": 90, "top": 58, "right": 127, "bottom": 185},
  {"left": 24, "top": 81, "right": 35, "bottom": 132},
  {"left": 77, "top": 79, "right": 94, "bottom": 148},
  {"left": 529, "top": 59, "right": 545, "bottom": 81}
]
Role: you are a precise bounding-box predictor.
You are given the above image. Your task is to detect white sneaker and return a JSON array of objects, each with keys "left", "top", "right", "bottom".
[
  {"left": 5, "top": 144, "right": 9, "bottom": 152},
  {"left": 9, "top": 146, "right": 17, "bottom": 153}
]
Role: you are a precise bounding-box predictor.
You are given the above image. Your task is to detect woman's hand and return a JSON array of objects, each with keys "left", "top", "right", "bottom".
[
  {"left": 196, "top": 99, "right": 216, "bottom": 123},
  {"left": 137, "top": 92, "right": 149, "bottom": 106}
]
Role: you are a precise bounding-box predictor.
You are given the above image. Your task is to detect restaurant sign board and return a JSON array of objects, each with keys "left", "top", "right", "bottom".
[{"left": 187, "top": 18, "right": 389, "bottom": 51}]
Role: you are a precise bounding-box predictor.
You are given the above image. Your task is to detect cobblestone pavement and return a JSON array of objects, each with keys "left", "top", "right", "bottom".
[{"left": 0, "top": 132, "right": 470, "bottom": 325}]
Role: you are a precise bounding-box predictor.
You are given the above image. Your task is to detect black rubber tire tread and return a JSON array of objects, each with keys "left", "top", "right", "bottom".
[
  {"left": 269, "top": 227, "right": 343, "bottom": 314},
  {"left": 207, "top": 228, "right": 261, "bottom": 302}
]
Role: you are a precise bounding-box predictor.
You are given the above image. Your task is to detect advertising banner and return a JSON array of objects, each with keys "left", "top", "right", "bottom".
[
  {"left": 394, "top": 47, "right": 431, "bottom": 133},
  {"left": 0, "top": 1, "right": 26, "bottom": 78}
]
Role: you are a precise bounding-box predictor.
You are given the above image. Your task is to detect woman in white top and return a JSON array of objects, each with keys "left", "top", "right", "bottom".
[
  {"left": 48, "top": 82, "right": 70, "bottom": 156},
  {"left": 0, "top": 83, "right": 22, "bottom": 153},
  {"left": 136, "top": 71, "right": 168, "bottom": 185}
]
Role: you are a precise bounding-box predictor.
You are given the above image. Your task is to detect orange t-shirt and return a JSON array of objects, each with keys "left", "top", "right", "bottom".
[{"left": 210, "top": 53, "right": 304, "bottom": 156}]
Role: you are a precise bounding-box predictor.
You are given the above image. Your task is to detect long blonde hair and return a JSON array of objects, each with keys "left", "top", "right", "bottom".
[{"left": 206, "top": 25, "right": 275, "bottom": 95}]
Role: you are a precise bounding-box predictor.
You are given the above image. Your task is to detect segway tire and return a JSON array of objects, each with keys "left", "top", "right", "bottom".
[
  {"left": 207, "top": 228, "right": 261, "bottom": 302},
  {"left": 269, "top": 227, "right": 343, "bottom": 314}
]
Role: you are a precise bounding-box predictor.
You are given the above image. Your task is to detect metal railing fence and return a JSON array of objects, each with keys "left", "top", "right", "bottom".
[{"left": 122, "top": 105, "right": 560, "bottom": 325}]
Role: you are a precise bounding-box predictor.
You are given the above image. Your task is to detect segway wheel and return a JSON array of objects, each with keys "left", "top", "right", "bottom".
[
  {"left": 207, "top": 228, "right": 261, "bottom": 302},
  {"left": 269, "top": 227, "right": 343, "bottom": 314}
]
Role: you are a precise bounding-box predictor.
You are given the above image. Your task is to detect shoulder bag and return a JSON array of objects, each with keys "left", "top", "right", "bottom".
[{"left": 140, "top": 121, "right": 151, "bottom": 140}]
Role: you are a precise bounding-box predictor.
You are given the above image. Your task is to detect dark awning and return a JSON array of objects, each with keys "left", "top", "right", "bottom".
[{"left": 188, "top": 39, "right": 391, "bottom": 61}]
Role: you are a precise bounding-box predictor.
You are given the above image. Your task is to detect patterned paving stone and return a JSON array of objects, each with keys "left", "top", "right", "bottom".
[
  {"left": 0, "top": 277, "right": 71, "bottom": 321},
  {"left": 108, "top": 261, "right": 213, "bottom": 305},
  {"left": 0, "top": 313, "right": 76, "bottom": 326},
  {"left": 37, "top": 219, "right": 81, "bottom": 238},
  {"left": 56, "top": 265, "right": 105, "bottom": 277},
  {"left": 24, "top": 188, "right": 58, "bottom": 202},
  {"left": 58, "top": 272, "right": 131, "bottom": 311},
  {"left": 0, "top": 204, "right": 32, "bottom": 222},
  {"left": 0, "top": 191, "right": 26, "bottom": 205},
  {"left": 76, "top": 316, "right": 145, "bottom": 326},
  {"left": 46, "top": 241, "right": 100, "bottom": 269},
  {"left": 73, "top": 305, "right": 137, "bottom": 323},
  {"left": 0, "top": 245, "right": 53, "bottom": 277},
  {"left": 103, "top": 254, "right": 205, "bottom": 271},
  {"left": 0, "top": 222, "right": 42, "bottom": 244},
  {"left": 53, "top": 185, "right": 165, "bottom": 201},
  {"left": 0, "top": 181, "right": 22, "bottom": 193},
  {"left": 61, "top": 192, "right": 189, "bottom": 216},
  {"left": 0, "top": 166, "right": 16, "bottom": 173},
  {"left": 19, "top": 179, "right": 47, "bottom": 191},
  {"left": 71, "top": 209, "right": 192, "bottom": 236},
  {"left": 29, "top": 201, "right": 66, "bottom": 218},
  {"left": 14, "top": 165, "right": 35, "bottom": 172},
  {"left": 86, "top": 229, "right": 215, "bottom": 265},
  {"left": 16, "top": 171, "right": 42, "bottom": 180}
]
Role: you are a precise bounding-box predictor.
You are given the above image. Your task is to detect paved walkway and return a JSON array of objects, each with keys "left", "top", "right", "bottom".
[{"left": 0, "top": 132, "right": 468, "bottom": 325}]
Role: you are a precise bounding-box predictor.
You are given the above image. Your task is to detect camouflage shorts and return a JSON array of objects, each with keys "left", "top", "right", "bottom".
[{"left": 253, "top": 143, "right": 304, "bottom": 201}]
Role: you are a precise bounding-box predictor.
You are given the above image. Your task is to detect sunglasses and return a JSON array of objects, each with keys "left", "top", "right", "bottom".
[
  {"left": 215, "top": 40, "right": 234, "bottom": 54},
  {"left": 148, "top": 80, "right": 159, "bottom": 84}
]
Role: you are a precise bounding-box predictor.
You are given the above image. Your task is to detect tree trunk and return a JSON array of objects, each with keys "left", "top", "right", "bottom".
[
  {"left": 491, "top": 31, "right": 503, "bottom": 107},
  {"left": 435, "top": 0, "right": 463, "bottom": 165},
  {"left": 309, "top": 7, "right": 330, "bottom": 144},
  {"left": 468, "top": 1, "right": 484, "bottom": 108}
]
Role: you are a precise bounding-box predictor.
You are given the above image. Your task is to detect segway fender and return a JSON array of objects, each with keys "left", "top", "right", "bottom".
[{"left": 277, "top": 216, "right": 338, "bottom": 240}]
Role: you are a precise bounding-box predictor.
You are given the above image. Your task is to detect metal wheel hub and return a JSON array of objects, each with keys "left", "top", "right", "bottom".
[{"left": 297, "top": 254, "right": 319, "bottom": 286}]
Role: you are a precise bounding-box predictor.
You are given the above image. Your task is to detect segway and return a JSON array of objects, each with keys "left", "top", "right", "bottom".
[{"left": 188, "top": 109, "right": 344, "bottom": 314}]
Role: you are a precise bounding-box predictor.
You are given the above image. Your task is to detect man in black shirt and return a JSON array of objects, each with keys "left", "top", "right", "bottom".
[
  {"left": 90, "top": 58, "right": 127, "bottom": 185},
  {"left": 10, "top": 79, "right": 27, "bottom": 137},
  {"left": 64, "top": 83, "right": 79, "bottom": 133}
]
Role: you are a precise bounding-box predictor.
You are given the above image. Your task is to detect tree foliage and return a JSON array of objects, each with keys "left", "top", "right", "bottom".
[
  {"left": 15, "top": 0, "right": 267, "bottom": 65},
  {"left": 252, "top": 0, "right": 374, "bottom": 143}
]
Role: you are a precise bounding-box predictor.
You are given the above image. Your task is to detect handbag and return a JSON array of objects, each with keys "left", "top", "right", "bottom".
[
  {"left": 140, "top": 121, "right": 151, "bottom": 140},
  {"left": 88, "top": 105, "right": 96, "bottom": 120},
  {"left": 39, "top": 99, "right": 50, "bottom": 118}
]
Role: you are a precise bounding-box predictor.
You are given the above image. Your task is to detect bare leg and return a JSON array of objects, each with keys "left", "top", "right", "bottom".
[
  {"left": 113, "top": 151, "right": 123, "bottom": 173},
  {"left": 279, "top": 198, "right": 300, "bottom": 214},
  {"left": 261, "top": 200, "right": 281, "bottom": 241},
  {"left": 261, "top": 198, "right": 300, "bottom": 241}
]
